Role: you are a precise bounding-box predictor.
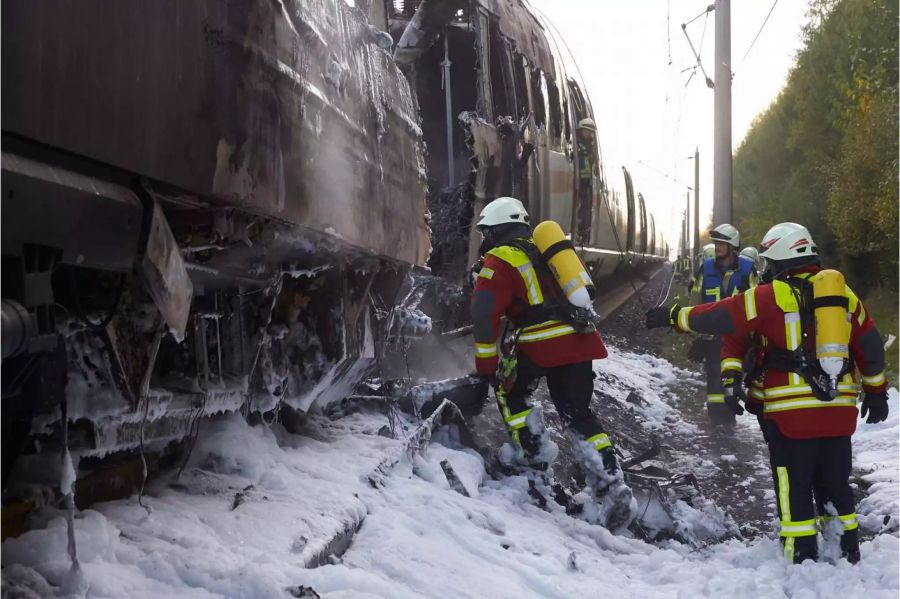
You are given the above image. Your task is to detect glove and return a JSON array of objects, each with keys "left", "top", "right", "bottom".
[
  {"left": 722, "top": 371, "right": 745, "bottom": 415},
  {"left": 645, "top": 303, "right": 682, "bottom": 329},
  {"left": 860, "top": 391, "right": 889, "bottom": 424},
  {"left": 686, "top": 338, "right": 709, "bottom": 362},
  {"left": 745, "top": 399, "right": 763, "bottom": 416}
]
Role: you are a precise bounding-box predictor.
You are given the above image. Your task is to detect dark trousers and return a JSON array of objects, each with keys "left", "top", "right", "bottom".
[
  {"left": 704, "top": 337, "right": 735, "bottom": 425},
  {"left": 498, "top": 352, "right": 606, "bottom": 459},
  {"left": 763, "top": 419, "right": 857, "bottom": 562}
]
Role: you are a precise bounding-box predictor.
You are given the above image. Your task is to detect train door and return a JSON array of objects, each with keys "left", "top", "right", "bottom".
[
  {"left": 623, "top": 167, "right": 637, "bottom": 254},
  {"left": 541, "top": 74, "right": 574, "bottom": 234},
  {"left": 638, "top": 193, "right": 648, "bottom": 256},
  {"left": 566, "top": 79, "right": 596, "bottom": 246}
]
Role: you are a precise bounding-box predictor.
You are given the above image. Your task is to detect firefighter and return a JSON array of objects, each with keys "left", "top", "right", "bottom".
[
  {"left": 680, "top": 252, "right": 692, "bottom": 289},
  {"left": 575, "top": 118, "right": 596, "bottom": 244},
  {"left": 690, "top": 225, "right": 757, "bottom": 426},
  {"left": 673, "top": 253, "right": 684, "bottom": 279},
  {"left": 471, "top": 196, "right": 634, "bottom": 530},
  {"left": 688, "top": 243, "right": 714, "bottom": 298},
  {"left": 646, "top": 222, "right": 890, "bottom": 564},
  {"left": 740, "top": 246, "right": 766, "bottom": 275}
]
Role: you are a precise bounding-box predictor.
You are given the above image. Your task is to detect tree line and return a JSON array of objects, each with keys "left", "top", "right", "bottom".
[{"left": 732, "top": 0, "right": 898, "bottom": 292}]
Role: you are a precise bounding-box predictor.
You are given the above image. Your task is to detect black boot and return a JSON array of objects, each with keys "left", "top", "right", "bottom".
[
  {"left": 787, "top": 536, "right": 819, "bottom": 564},
  {"left": 592, "top": 448, "right": 634, "bottom": 531},
  {"left": 840, "top": 529, "right": 861, "bottom": 564}
]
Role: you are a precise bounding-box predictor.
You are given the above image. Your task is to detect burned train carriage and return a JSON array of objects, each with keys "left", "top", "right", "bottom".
[
  {"left": 0, "top": 0, "right": 666, "bottom": 511},
  {"left": 0, "top": 0, "right": 430, "bottom": 502},
  {"left": 389, "top": 0, "right": 668, "bottom": 285}
]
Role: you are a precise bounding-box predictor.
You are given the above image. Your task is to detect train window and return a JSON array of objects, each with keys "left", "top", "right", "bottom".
[
  {"left": 531, "top": 68, "right": 546, "bottom": 127},
  {"left": 513, "top": 55, "right": 529, "bottom": 119},
  {"left": 546, "top": 76, "right": 562, "bottom": 144},
  {"left": 488, "top": 22, "right": 511, "bottom": 118}
]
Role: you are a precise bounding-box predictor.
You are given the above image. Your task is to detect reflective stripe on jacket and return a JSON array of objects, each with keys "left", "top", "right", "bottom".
[
  {"left": 675, "top": 266, "right": 887, "bottom": 439},
  {"left": 471, "top": 240, "right": 606, "bottom": 376}
]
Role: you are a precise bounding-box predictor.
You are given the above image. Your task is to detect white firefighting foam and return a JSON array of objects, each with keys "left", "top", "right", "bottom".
[{"left": 2, "top": 348, "right": 897, "bottom": 599}]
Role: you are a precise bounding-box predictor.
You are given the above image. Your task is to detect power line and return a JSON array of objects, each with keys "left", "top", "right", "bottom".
[
  {"left": 738, "top": 0, "right": 779, "bottom": 71},
  {"left": 666, "top": 0, "right": 673, "bottom": 66},
  {"left": 635, "top": 160, "right": 692, "bottom": 190},
  {"left": 681, "top": 5, "right": 715, "bottom": 89}
]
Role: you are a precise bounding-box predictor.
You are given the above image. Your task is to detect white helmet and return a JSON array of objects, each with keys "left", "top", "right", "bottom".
[
  {"left": 739, "top": 246, "right": 759, "bottom": 262},
  {"left": 577, "top": 118, "right": 597, "bottom": 134},
  {"left": 476, "top": 197, "right": 530, "bottom": 229},
  {"left": 740, "top": 246, "right": 765, "bottom": 272},
  {"left": 702, "top": 243, "right": 715, "bottom": 260},
  {"left": 710, "top": 223, "right": 740, "bottom": 248},
  {"left": 759, "top": 222, "right": 818, "bottom": 261}
]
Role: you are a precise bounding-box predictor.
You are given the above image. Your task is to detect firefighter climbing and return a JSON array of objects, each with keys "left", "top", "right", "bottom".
[
  {"left": 646, "top": 222, "right": 890, "bottom": 564},
  {"left": 470, "top": 196, "right": 635, "bottom": 530}
]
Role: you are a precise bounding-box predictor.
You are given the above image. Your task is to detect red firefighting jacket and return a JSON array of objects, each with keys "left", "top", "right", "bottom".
[
  {"left": 674, "top": 266, "right": 888, "bottom": 439},
  {"left": 471, "top": 240, "right": 606, "bottom": 376}
]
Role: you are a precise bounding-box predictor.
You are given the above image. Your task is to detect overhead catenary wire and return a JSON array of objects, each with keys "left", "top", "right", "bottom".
[
  {"left": 681, "top": 5, "right": 715, "bottom": 89},
  {"left": 737, "top": 0, "right": 779, "bottom": 71}
]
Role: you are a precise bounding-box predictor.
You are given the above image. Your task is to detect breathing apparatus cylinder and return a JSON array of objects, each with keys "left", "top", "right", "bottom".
[
  {"left": 532, "top": 220, "right": 595, "bottom": 309},
  {"left": 811, "top": 269, "right": 850, "bottom": 395}
]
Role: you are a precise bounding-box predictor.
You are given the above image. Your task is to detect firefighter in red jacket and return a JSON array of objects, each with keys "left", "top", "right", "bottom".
[
  {"left": 471, "top": 197, "right": 634, "bottom": 530},
  {"left": 646, "top": 222, "right": 889, "bottom": 563}
]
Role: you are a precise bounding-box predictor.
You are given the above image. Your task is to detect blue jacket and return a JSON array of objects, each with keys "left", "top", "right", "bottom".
[{"left": 699, "top": 255, "right": 755, "bottom": 303}]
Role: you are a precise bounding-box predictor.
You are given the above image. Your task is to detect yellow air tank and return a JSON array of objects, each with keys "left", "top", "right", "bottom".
[
  {"left": 533, "top": 220, "right": 595, "bottom": 310},
  {"left": 810, "top": 269, "right": 850, "bottom": 394}
]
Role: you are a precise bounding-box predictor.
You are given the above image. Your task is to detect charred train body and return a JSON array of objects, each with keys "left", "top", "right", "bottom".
[
  {"left": 1, "top": 0, "right": 666, "bottom": 497},
  {"left": 390, "top": 0, "right": 668, "bottom": 284},
  {"left": 1, "top": 0, "right": 430, "bottom": 493}
]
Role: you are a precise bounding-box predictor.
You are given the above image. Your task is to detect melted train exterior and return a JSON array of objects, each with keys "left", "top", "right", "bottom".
[
  {"left": 390, "top": 0, "right": 668, "bottom": 289},
  {"left": 0, "top": 0, "right": 667, "bottom": 501}
]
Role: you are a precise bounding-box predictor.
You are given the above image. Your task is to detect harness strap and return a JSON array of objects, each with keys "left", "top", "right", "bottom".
[{"left": 540, "top": 239, "right": 575, "bottom": 262}]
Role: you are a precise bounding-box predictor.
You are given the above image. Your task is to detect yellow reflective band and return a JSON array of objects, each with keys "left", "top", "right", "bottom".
[
  {"left": 838, "top": 513, "right": 858, "bottom": 531},
  {"left": 495, "top": 392, "right": 510, "bottom": 419},
  {"left": 773, "top": 280, "right": 801, "bottom": 313},
  {"left": 762, "top": 382, "right": 858, "bottom": 398},
  {"left": 707, "top": 394, "right": 726, "bottom": 404},
  {"left": 784, "top": 312, "right": 801, "bottom": 351},
  {"left": 764, "top": 397, "right": 858, "bottom": 413},
  {"left": 783, "top": 537, "right": 795, "bottom": 562},
  {"left": 777, "top": 466, "right": 791, "bottom": 522},
  {"left": 518, "top": 324, "right": 576, "bottom": 343},
  {"left": 744, "top": 289, "right": 758, "bottom": 320},
  {"left": 862, "top": 371, "right": 885, "bottom": 386},
  {"left": 678, "top": 306, "right": 694, "bottom": 333},
  {"left": 477, "top": 267, "right": 494, "bottom": 280},
  {"left": 780, "top": 518, "right": 818, "bottom": 538},
  {"left": 487, "top": 245, "right": 544, "bottom": 305},
  {"left": 721, "top": 358, "right": 743, "bottom": 372},
  {"left": 522, "top": 319, "right": 563, "bottom": 332},
  {"left": 505, "top": 409, "right": 532, "bottom": 431},
  {"left": 848, "top": 289, "right": 859, "bottom": 314},
  {"left": 586, "top": 433, "right": 612, "bottom": 451},
  {"left": 816, "top": 515, "right": 834, "bottom": 531},
  {"left": 475, "top": 342, "right": 498, "bottom": 358},
  {"left": 749, "top": 387, "right": 766, "bottom": 399},
  {"left": 517, "top": 264, "right": 544, "bottom": 306}
]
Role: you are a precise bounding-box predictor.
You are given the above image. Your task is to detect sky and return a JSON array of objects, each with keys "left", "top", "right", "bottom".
[{"left": 528, "top": 0, "right": 811, "bottom": 251}]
